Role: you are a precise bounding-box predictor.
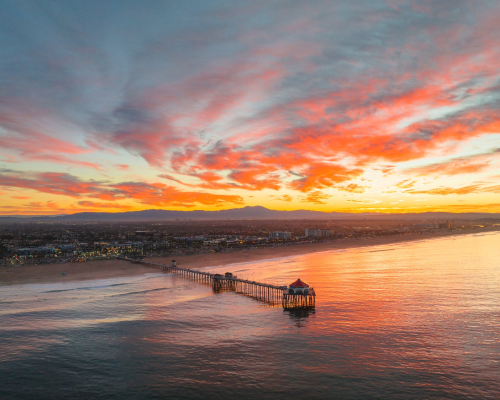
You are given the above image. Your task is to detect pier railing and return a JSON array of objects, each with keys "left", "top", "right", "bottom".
[{"left": 124, "top": 257, "right": 315, "bottom": 309}]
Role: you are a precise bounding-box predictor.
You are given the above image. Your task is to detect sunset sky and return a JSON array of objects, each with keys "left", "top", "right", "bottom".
[{"left": 2, "top": 0, "right": 500, "bottom": 215}]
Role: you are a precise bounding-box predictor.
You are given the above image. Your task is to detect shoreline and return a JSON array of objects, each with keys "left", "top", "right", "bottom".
[
  {"left": 1, "top": 227, "right": 499, "bottom": 286},
  {"left": 150, "top": 226, "right": 500, "bottom": 271}
]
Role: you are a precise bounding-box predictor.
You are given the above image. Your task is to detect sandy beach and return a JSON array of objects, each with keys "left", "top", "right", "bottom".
[{"left": 1, "top": 227, "right": 499, "bottom": 286}]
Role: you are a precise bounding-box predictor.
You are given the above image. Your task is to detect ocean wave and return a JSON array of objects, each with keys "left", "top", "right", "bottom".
[
  {"left": 42, "top": 282, "right": 131, "bottom": 293},
  {"left": 111, "top": 287, "right": 172, "bottom": 297}
]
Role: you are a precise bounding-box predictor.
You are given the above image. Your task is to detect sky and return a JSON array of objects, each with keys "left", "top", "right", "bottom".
[{"left": 2, "top": 0, "right": 500, "bottom": 215}]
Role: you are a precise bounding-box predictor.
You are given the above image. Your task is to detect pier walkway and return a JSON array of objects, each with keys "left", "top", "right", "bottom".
[{"left": 124, "top": 258, "right": 315, "bottom": 309}]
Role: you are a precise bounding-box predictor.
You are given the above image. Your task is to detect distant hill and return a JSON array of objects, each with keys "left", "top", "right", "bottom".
[
  {"left": 49, "top": 206, "right": 352, "bottom": 221},
  {"left": 1, "top": 206, "right": 500, "bottom": 221}
]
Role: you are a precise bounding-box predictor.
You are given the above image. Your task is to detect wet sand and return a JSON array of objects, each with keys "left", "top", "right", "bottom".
[
  {"left": 0, "top": 259, "right": 153, "bottom": 286},
  {"left": 1, "top": 227, "right": 498, "bottom": 286}
]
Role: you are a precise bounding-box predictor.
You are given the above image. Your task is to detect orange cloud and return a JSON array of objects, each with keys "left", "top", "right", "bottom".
[
  {"left": 4, "top": 3, "right": 500, "bottom": 210},
  {"left": 300, "top": 191, "right": 331, "bottom": 204},
  {"left": 289, "top": 163, "right": 363, "bottom": 192},
  {"left": 395, "top": 179, "right": 417, "bottom": 189},
  {"left": 0, "top": 169, "right": 245, "bottom": 209},
  {"left": 406, "top": 149, "right": 500, "bottom": 176},
  {"left": 110, "top": 182, "right": 244, "bottom": 208},
  {"left": 405, "top": 184, "right": 500, "bottom": 196},
  {"left": 271, "top": 194, "right": 292, "bottom": 202},
  {"left": 86, "top": 18, "right": 500, "bottom": 198},
  {"left": 0, "top": 201, "right": 67, "bottom": 214},
  {"left": 0, "top": 171, "right": 108, "bottom": 198},
  {"left": 338, "top": 183, "right": 368, "bottom": 193}
]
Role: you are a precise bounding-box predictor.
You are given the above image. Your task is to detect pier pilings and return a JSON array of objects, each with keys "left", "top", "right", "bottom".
[{"left": 124, "top": 257, "right": 315, "bottom": 309}]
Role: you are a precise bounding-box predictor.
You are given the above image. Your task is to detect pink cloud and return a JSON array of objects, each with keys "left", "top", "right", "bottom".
[{"left": 0, "top": 102, "right": 101, "bottom": 169}]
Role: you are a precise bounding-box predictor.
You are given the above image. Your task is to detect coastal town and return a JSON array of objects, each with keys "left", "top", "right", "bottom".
[{"left": 1, "top": 218, "right": 497, "bottom": 267}]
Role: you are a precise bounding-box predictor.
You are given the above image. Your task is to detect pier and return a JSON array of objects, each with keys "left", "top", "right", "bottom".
[{"left": 124, "top": 258, "right": 315, "bottom": 309}]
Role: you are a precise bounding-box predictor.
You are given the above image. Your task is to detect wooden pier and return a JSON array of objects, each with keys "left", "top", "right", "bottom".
[{"left": 124, "top": 258, "right": 315, "bottom": 309}]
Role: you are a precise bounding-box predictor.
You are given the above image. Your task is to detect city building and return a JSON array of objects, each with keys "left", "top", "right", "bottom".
[
  {"left": 414, "top": 223, "right": 438, "bottom": 229},
  {"left": 269, "top": 231, "right": 292, "bottom": 240},
  {"left": 305, "top": 229, "right": 332, "bottom": 237}
]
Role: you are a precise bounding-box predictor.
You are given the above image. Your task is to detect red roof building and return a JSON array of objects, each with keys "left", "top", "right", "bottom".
[
  {"left": 289, "top": 279, "right": 309, "bottom": 289},
  {"left": 290, "top": 279, "right": 309, "bottom": 288}
]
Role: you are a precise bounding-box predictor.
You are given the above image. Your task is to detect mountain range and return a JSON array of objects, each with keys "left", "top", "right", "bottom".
[{"left": 1, "top": 206, "right": 500, "bottom": 221}]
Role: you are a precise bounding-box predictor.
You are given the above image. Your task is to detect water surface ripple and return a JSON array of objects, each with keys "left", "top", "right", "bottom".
[{"left": 1, "top": 232, "right": 499, "bottom": 399}]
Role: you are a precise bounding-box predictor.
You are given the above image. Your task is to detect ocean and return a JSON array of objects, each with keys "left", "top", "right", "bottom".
[{"left": 1, "top": 232, "right": 499, "bottom": 399}]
